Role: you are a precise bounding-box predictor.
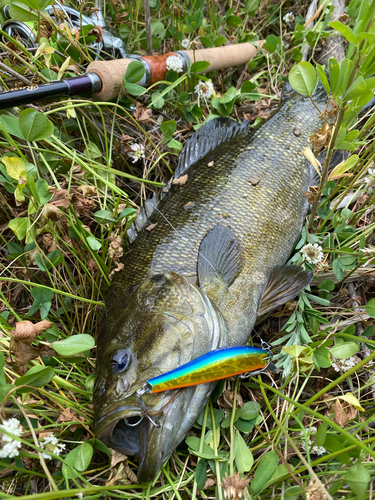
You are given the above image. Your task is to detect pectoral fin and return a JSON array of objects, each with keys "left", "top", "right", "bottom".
[
  {"left": 256, "top": 265, "right": 313, "bottom": 323},
  {"left": 197, "top": 225, "right": 244, "bottom": 298}
]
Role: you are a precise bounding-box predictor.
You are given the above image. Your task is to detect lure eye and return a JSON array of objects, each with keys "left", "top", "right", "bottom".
[{"left": 111, "top": 349, "right": 130, "bottom": 373}]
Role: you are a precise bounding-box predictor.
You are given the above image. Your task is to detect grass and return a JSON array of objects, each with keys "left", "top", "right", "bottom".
[{"left": 0, "top": 0, "right": 375, "bottom": 498}]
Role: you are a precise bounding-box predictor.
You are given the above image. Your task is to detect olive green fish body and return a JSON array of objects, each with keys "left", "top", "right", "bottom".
[
  {"left": 107, "top": 84, "right": 326, "bottom": 345},
  {"left": 95, "top": 83, "right": 326, "bottom": 482}
]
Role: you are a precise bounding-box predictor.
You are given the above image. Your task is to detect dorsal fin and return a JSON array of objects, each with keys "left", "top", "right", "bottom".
[
  {"left": 256, "top": 265, "right": 313, "bottom": 323},
  {"left": 126, "top": 193, "right": 160, "bottom": 244},
  {"left": 175, "top": 118, "right": 251, "bottom": 179},
  {"left": 197, "top": 225, "right": 244, "bottom": 296}
]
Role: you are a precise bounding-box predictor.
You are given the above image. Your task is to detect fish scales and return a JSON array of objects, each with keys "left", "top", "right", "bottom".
[
  {"left": 95, "top": 82, "right": 326, "bottom": 482},
  {"left": 106, "top": 85, "right": 325, "bottom": 344}
]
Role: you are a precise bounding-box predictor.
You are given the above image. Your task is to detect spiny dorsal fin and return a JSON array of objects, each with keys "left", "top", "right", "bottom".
[
  {"left": 175, "top": 118, "right": 251, "bottom": 179},
  {"left": 256, "top": 265, "right": 314, "bottom": 323},
  {"left": 126, "top": 192, "right": 161, "bottom": 243},
  {"left": 197, "top": 225, "right": 244, "bottom": 296}
]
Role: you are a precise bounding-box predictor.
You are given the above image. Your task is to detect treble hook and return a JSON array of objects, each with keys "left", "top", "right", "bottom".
[{"left": 135, "top": 385, "right": 161, "bottom": 428}]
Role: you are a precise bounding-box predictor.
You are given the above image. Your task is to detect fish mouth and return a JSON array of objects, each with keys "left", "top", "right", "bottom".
[
  {"left": 95, "top": 405, "right": 149, "bottom": 457},
  {"left": 95, "top": 400, "right": 166, "bottom": 482},
  {"left": 109, "top": 415, "right": 149, "bottom": 457}
]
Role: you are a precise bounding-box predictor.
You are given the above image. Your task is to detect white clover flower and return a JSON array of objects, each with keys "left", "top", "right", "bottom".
[
  {"left": 364, "top": 167, "right": 375, "bottom": 187},
  {"left": 360, "top": 246, "right": 375, "bottom": 258},
  {"left": 166, "top": 55, "right": 183, "bottom": 73},
  {"left": 359, "top": 246, "right": 375, "bottom": 267},
  {"left": 300, "top": 426, "right": 326, "bottom": 456},
  {"left": 332, "top": 356, "right": 356, "bottom": 373},
  {"left": 301, "top": 243, "right": 324, "bottom": 264},
  {"left": 39, "top": 434, "right": 66, "bottom": 460},
  {"left": 0, "top": 418, "right": 24, "bottom": 439},
  {"left": 128, "top": 143, "right": 145, "bottom": 163},
  {"left": 195, "top": 80, "right": 214, "bottom": 99},
  {"left": 181, "top": 39, "right": 190, "bottom": 49},
  {"left": 0, "top": 440, "right": 22, "bottom": 458},
  {"left": 283, "top": 12, "right": 295, "bottom": 23},
  {"left": 0, "top": 418, "right": 24, "bottom": 459}
]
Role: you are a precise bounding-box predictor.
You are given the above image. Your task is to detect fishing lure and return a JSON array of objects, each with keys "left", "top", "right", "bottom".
[
  {"left": 132, "top": 344, "right": 276, "bottom": 428},
  {"left": 137, "top": 344, "right": 274, "bottom": 396}
]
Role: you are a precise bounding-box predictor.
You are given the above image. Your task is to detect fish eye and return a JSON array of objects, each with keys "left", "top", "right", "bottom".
[{"left": 110, "top": 349, "right": 130, "bottom": 373}]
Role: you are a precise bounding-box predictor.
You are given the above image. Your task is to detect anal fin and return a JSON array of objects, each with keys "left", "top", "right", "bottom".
[{"left": 256, "top": 265, "right": 313, "bottom": 323}]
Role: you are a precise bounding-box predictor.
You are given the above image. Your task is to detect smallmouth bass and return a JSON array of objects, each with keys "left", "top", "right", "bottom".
[{"left": 94, "top": 81, "right": 328, "bottom": 481}]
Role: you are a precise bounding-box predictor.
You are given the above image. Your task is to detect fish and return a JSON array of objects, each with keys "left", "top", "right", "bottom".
[{"left": 93, "top": 80, "right": 329, "bottom": 482}]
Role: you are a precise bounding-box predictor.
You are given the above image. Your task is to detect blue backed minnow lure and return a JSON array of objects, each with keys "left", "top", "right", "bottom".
[
  {"left": 137, "top": 345, "right": 274, "bottom": 397},
  {"left": 133, "top": 345, "right": 275, "bottom": 428}
]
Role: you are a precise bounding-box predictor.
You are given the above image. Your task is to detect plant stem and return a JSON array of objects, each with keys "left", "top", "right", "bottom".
[
  {"left": 191, "top": 403, "right": 209, "bottom": 500},
  {"left": 229, "top": 378, "right": 240, "bottom": 476},
  {"left": 209, "top": 400, "right": 223, "bottom": 500}
]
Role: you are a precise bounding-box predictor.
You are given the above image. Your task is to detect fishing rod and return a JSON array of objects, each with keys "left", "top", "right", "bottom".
[{"left": 0, "top": 42, "right": 262, "bottom": 110}]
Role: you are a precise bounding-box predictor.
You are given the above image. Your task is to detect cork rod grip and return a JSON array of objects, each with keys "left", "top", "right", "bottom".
[
  {"left": 183, "top": 41, "right": 263, "bottom": 73},
  {"left": 86, "top": 59, "right": 133, "bottom": 102},
  {"left": 86, "top": 42, "right": 263, "bottom": 101}
]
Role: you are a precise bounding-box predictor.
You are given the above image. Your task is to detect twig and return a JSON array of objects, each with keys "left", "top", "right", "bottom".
[
  {"left": 0, "top": 61, "right": 30, "bottom": 85},
  {"left": 144, "top": 0, "right": 153, "bottom": 56},
  {"left": 259, "top": 387, "right": 334, "bottom": 500},
  {"left": 256, "top": 425, "right": 304, "bottom": 489},
  {"left": 348, "top": 282, "right": 375, "bottom": 399},
  {"left": 15, "top": 400, "right": 58, "bottom": 491},
  {"left": 304, "top": 0, "right": 329, "bottom": 28}
]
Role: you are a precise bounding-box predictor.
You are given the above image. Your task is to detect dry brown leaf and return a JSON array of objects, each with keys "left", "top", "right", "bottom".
[
  {"left": 115, "top": 11, "right": 128, "bottom": 24},
  {"left": 327, "top": 99, "right": 339, "bottom": 121},
  {"left": 52, "top": 4, "right": 66, "bottom": 22},
  {"left": 77, "top": 185, "right": 96, "bottom": 197},
  {"left": 108, "top": 236, "right": 124, "bottom": 261},
  {"left": 42, "top": 234, "right": 58, "bottom": 253},
  {"left": 218, "top": 389, "right": 243, "bottom": 409},
  {"left": 258, "top": 108, "right": 272, "bottom": 119},
  {"left": 12, "top": 320, "right": 51, "bottom": 343},
  {"left": 9, "top": 340, "right": 40, "bottom": 368},
  {"left": 56, "top": 409, "right": 78, "bottom": 424},
  {"left": 39, "top": 345, "right": 57, "bottom": 358},
  {"left": 9, "top": 320, "right": 55, "bottom": 368},
  {"left": 310, "top": 123, "right": 332, "bottom": 153},
  {"left": 172, "top": 174, "right": 188, "bottom": 186},
  {"left": 41, "top": 203, "right": 67, "bottom": 223},
  {"left": 332, "top": 399, "right": 349, "bottom": 426},
  {"left": 203, "top": 478, "right": 216, "bottom": 489},
  {"left": 116, "top": 134, "right": 134, "bottom": 154},
  {"left": 71, "top": 192, "right": 96, "bottom": 216},
  {"left": 145, "top": 223, "right": 158, "bottom": 231},
  {"left": 109, "top": 262, "right": 124, "bottom": 281},
  {"left": 87, "top": 25, "right": 104, "bottom": 43},
  {"left": 49, "top": 189, "right": 70, "bottom": 209},
  {"left": 110, "top": 449, "right": 128, "bottom": 468},
  {"left": 134, "top": 102, "right": 154, "bottom": 123},
  {"left": 39, "top": 20, "right": 53, "bottom": 39},
  {"left": 12, "top": 320, "right": 51, "bottom": 344},
  {"left": 66, "top": 64, "right": 80, "bottom": 75},
  {"left": 71, "top": 27, "right": 80, "bottom": 42},
  {"left": 124, "top": 462, "right": 138, "bottom": 483},
  {"left": 304, "top": 185, "right": 319, "bottom": 204}
]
